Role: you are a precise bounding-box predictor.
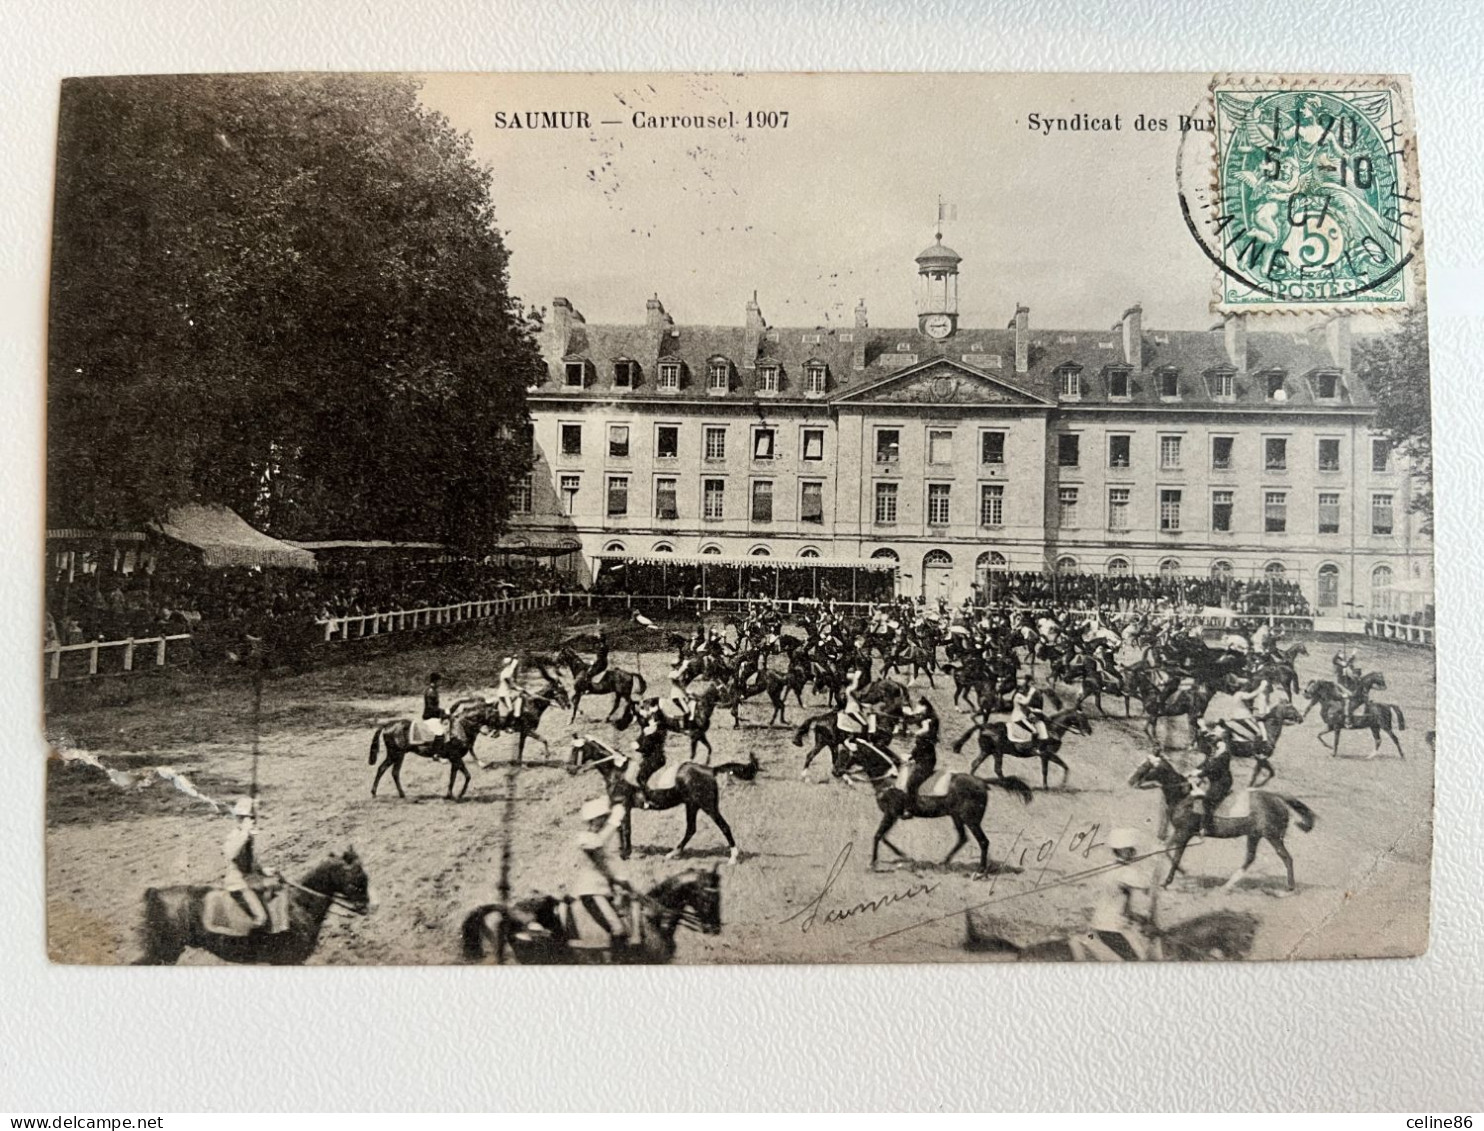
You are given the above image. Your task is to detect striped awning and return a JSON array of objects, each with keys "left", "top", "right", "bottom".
[
  {"left": 594, "top": 551, "right": 898, "bottom": 571},
  {"left": 46, "top": 528, "right": 148, "bottom": 542}
]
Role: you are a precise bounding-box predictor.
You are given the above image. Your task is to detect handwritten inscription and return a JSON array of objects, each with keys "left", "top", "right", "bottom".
[{"left": 779, "top": 842, "right": 941, "bottom": 932}]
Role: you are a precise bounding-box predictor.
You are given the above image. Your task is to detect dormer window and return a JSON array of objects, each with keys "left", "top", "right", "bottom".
[
  {"left": 1059, "top": 367, "right": 1082, "bottom": 399},
  {"left": 658, "top": 361, "right": 681, "bottom": 391},
  {"left": 1316, "top": 372, "right": 1341, "bottom": 399},
  {"left": 758, "top": 365, "right": 781, "bottom": 394},
  {"left": 1108, "top": 369, "right": 1130, "bottom": 399},
  {"left": 613, "top": 359, "right": 638, "bottom": 388},
  {"left": 805, "top": 363, "right": 827, "bottom": 396},
  {"left": 563, "top": 360, "right": 587, "bottom": 388},
  {"left": 1210, "top": 370, "right": 1235, "bottom": 399},
  {"left": 1265, "top": 372, "right": 1288, "bottom": 400},
  {"left": 707, "top": 359, "right": 731, "bottom": 395},
  {"left": 1158, "top": 369, "right": 1180, "bottom": 399}
]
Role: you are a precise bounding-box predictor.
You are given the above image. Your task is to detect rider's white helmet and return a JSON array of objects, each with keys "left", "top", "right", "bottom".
[{"left": 1107, "top": 827, "right": 1141, "bottom": 852}]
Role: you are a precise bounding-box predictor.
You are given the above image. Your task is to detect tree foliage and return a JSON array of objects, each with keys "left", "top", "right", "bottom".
[
  {"left": 48, "top": 73, "right": 543, "bottom": 552},
  {"left": 1354, "top": 305, "right": 1432, "bottom": 535}
]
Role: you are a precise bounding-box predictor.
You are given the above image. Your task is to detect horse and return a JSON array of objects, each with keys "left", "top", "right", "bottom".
[
  {"left": 836, "top": 740, "right": 1033, "bottom": 876},
  {"left": 569, "top": 737, "right": 740, "bottom": 863},
  {"left": 135, "top": 850, "right": 371, "bottom": 964},
  {"left": 880, "top": 638, "right": 938, "bottom": 687},
  {"left": 557, "top": 646, "right": 648, "bottom": 722},
  {"left": 369, "top": 697, "right": 487, "bottom": 800},
  {"left": 788, "top": 679, "right": 912, "bottom": 778},
  {"left": 1128, "top": 753, "right": 1316, "bottom": 892},
  {"left": 1254, "top": 641, "right": 1309, "bottom": 697},
  {"left": 718, "top": 666, "right": 797, "bottom": 727},
  {"left": 962, "top": 907, "right": 1261, "bottom": 962},
  {"left": 1302, "top": 677, "right": 1406, "bottom": 759},
  {"left": 459, "top": 867, "right": 721, "bottom": 965},
  {"left": 474, "top": 676, "right": 572, "bottom": 765},
  {"left": 953, "top": 705, "right": 1094, "bottom": 788},
  {"left": 1053, "top": 653, "right": 1135, "bottom": 717},
  {"left": 1214, "top": 702, "right": 1306, "bottom": 786},
  {"left": 642, "top": 684, "right": 722, "bottom": 762}
]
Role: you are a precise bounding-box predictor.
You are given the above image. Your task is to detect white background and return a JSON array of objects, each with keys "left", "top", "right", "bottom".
[{"left": 3, "top": 0, "right": 1481, "bottom": 1112}]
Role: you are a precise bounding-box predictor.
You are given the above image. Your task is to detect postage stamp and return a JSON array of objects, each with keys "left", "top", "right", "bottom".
[{"left": 1202, "top": 76, "right": 1420, "bottom": 314}]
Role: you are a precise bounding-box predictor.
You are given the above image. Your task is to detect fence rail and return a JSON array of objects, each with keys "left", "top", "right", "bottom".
[
  {"left": 43, "top": 634, "right": 194, "bottom": 682},
  {"left": 318, "top": 592, "right": 559, "bottom": 642}
]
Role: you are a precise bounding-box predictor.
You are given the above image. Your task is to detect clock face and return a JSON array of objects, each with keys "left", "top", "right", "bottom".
[{"left": 923, "top": 314, "right": 954, "bottom": 340}]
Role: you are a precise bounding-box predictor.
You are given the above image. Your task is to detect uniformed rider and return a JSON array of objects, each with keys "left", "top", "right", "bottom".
[
  {"left": 1009, "top": 672, "right": 1051, "bottom": 752},
  {"left": 493, "top": 655, "right": 525, "bottom": 723},
  {"left": 223, "top": 796, "right": 270, "bottom": 930},
  {"left": 572, "top": 796, "right": 632, "bottom": 950},
  {"left": 899, "top": 699, "right": 939, "bottom": 820}
]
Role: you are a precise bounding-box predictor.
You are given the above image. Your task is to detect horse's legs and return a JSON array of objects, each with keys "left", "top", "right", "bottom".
[
  {"left": 1047, "top": 752, "right": 1070, "bottom": 787},
  {"left": 993, "top": 750, "right": 1006, "bottom": 780},
  {"left": 943, "top": 816, "right": 969, "bottom": 866},
  {"left": 569, "top": 691, "right": 584, "bottom": 723},
  {"left": 455, "top": 759, "right": 472, "bottom": 800},
  {"left": 390, "top": 756, "right": 407, "bottom": 800},
  {"left": 969, "top": 744, "right": 989, "bottom": 776},
  {"left": 1270, "top": 835, "right": 1296, "bottom": 891},
  {"left": 1389, "top": 726, "right": 1405, "bottom": 760},
  {"left": 1223, "top": 835, "right": 1261, "bottom": 891},
  {"left": 706, "top": 805, "right": 740, "bottom": 864},
  {"left": 872, "top": 813, "right": 903, "bottom": 869},
  {"left": 666, "top": 803, "right": 700, "bottom": 860},
  {"left": 1162, "top": 835, "right": 1191, "bottom": 887},
  {"left": 372, "top": 753, "right": 394, "bottom": 798},
  {"left": 967, "top": 819, "right": 991, "bottom": 876}
]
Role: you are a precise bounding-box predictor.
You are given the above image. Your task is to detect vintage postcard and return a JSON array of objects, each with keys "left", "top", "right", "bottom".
[{"left": 44, "top": 72, "right": 1434, "bottom": 965}]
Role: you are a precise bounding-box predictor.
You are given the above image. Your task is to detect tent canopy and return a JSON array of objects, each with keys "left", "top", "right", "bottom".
[
  {"left": 150, "top": 504, "right": 317, "bottom": 571},
  {"left": 594, "top": 551, "right": 898, "bottom": 571}
]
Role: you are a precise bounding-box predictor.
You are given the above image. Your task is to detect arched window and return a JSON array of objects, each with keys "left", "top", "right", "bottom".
[
  {"left": 1371, "top": 564, "right": 1394, "bottom": 612},
  {"left": 924, "top": 549, "right": 954, "bottom": 568},
  {"left": 1210, "top": 560, "right": 1234, "bottom": 581},
  {"left": 749, "top": 546, "right": 771, "bottom": 557},
  {"left": 1317, "top": 562, "right": 1340, "bottom": 609},
  {"left": 1056, "top": 555, "right": 1079, "bottom": 575},
  {"left": 1106, "top": 557, "right": 1131, "bottom": 577},
  {"left": 651, "top": 542, "right": 674, "bottom": 553},
  {"left": 975, "top": 551, "right": 1007, "bottom": 571},
  {"left": 871, "top": 548, "right": 900, "bottom": 562},
  {"left": 700, "top": 544, "right": 722, "bottom": 555},
  {"left": 798, "top": 547, "right": 821, "bottom": 559},
  {"left": 603, "top": 541, "right": 627, "bottom": 554},
  {"left": 1264, "top": 561, "right": 1287, "bottom": 577},
  {"left": 1159, "top": 557, "right": 1181, "bottom": 579}
]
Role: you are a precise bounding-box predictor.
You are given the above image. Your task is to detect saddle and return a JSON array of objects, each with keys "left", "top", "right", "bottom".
[
  {"left": 409, "top": 718, "right": 447, "bottom": 746},
  {"left": 916, "top": 771, "right": 955, "bottom": 797},
  {"left": 646, "top": 761, "right": 683, "bottom": 792},
  {"left": 1213, "top": 789, "right": 1253, "bottom": 820},
  {"left": 202, "top": 881, "right": 290, "bottom": 937},
  {"left": 1006, "top": 721, "right": 1037, "bottom": 745},
  {"left": 553, "top": 894, "right": 640, "bottom": 952}
]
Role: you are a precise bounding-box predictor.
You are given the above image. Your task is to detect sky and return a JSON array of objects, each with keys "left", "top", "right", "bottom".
[{"left": 417, "top": 72, "right": 1241, "bottom": 333}]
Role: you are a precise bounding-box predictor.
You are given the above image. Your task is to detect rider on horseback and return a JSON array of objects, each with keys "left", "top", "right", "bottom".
[
  {"left": 1009, "top": 672, "right": 1051, "bottom": 754},
  {"left": 590, "top": 630, "right": 610, "bottom": 685},
  {"left": 1231, "top": 676, "right": 1277, "bottom": 746},
  {"left": 1333, "top": 647, "right": 1367, "bottom": 722},
  {"left": 493, "top": 655, "right": 525, "bottom": 723},
  {"left": 632, "top": 699, "right": 668, "bottom": 803},
  {"left": 668, "top": 663, "right": 696, "bottom": 722},
  {"left": 841, "top": 666, "right": 876, "bottom": 736},
  {"left": 223, "top": 796, "right": 271, "bottom": 930},
  {"left": 1189, "top": 723, "right": 1235, "bottom": 837},
  {"left": 1076, "top": 827, "right": 1162, "bottom": 961},
  {"left": 573, "top": 796, "right": 632, "bottom": 950},
  {"left": 900, "top": 699, "right": 939, "bottom": 820},
  {"left": 423, "top": 672, "right": 450, "bottom": 758}
]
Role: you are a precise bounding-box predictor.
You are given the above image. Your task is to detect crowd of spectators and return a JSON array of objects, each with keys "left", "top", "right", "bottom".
[
  {"left": 972, "top": 570, "right": 1314, "bottom": 616},
  {"left": 45, "top": 556, "right": 564, "bottom": 647}
]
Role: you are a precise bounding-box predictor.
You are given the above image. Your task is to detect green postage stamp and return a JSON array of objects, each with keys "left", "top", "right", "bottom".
[{"left": 1205, "top": 76, "right": 1420, "bottom": 313}]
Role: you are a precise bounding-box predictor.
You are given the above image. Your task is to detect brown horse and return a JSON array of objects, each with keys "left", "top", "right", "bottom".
[
  {"left": 136, "top": 850, "right": 371, "bottom": 964},
  {"left": 1302, "top": 677, "right": 1406, "bottom": 759},
  {"left": 459, "top": 867, "right": 721, "bottom": 965},
  {"left": 369, "top": 698, "right": 487, "bottom": 800},
  {"left": 953, "top": 705, "right": 1093, "bottom": 788},
  {"left": 475, "top": 675, "right": 572, "bottom": 766},
  {"left": 1128, "top": 753, "right": 1316, "bottom": 891},
  {"left": 559, "top": 647, "right": 648, "bottom": 722}
]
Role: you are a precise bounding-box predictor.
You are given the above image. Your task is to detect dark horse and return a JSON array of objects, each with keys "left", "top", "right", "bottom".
[
  {"left": 476, "top": 676, "right": 572, "bottom": 766},
  {"left": 136, "top": 850, "right": 371, "bottom": 964},
  {"left": 789, "top": 679, "right": 912, "bottom": 777},
  {"left": 837, "top": 741, "right": 1033, "bottom": 876},
  {"left": 558, "top": 647, "right": 648, "bottom": 722},
  {"left": 369, "top": 698, "right": 487, "bottom": 800},
  {"left": 1302, "top": 676, "right": 1406, "bottom": 759},
  {"left": 459, "top": 867, "right": 721, "bottom": 965},
  {"left": 963, "top": 907, "right": 1261, "bottom": 962},
  {"left": 1128, "top": 753, "right": 1316, "bottom": 892},
  {"left": 953, "top": 705, "right": 1093, "bottom": 789},
  {"left": 569, "top": 736, "right": 740, "bottom": 863}
]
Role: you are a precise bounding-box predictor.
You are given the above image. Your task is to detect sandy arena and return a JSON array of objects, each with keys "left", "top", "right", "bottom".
[{"left": 45, "top": 612, "right": 1435, "bottom": 964}]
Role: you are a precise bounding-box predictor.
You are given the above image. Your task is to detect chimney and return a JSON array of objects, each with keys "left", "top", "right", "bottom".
[
  {"left": 646, "top": 294, "right": 669, "bottom": 330},
  {"left": 1223, "top": 313, "right": 1248, "bottom": 372},
  {"left": 855, "top": 298, "right": 869, "bottom": 329},
  {"left": 853, "top": 298, "right": 869, "bottom": 370},
  {"left": 1120, "top": 304, "right": 1143, "bottom": 372},
  {"left": 743, "top": 291, "right": 766, "bottom": 367},
  {"left": 1326, "top": 315, "right": 1353, "bottom": 372},
  {"left": 1014, "top": 305, "right": 1030, "bottom": 374},
  {"left": 541, "top": 296, "right": 584, "bottom": 370}
]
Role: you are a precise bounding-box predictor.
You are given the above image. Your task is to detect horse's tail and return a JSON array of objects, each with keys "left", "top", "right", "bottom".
[
  {"left": 987, "top": 775, "right": 1034, "bottom": 805},
  {"left": 368, "top": 728, "right": 382, "bottom": 765},
  {"left": 134, "top": 888, "right": 168, "bottom": 965},
  {"left": 1392, "top": 703, "right": 1407, "bottom": 731},
  {"left": 460, "top": 904, "right": 503, "bottom": 962},
  {"left": 1281, "top": 797, "right": 1317, "bottom": 833},
  {"left": 633, "top": 672, "right": 647, "bottom": 697}
]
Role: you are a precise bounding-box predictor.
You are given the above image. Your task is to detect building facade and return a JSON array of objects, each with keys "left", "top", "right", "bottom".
[{"left": 511, "top": 238, "right": 1431, "bottom": 614}]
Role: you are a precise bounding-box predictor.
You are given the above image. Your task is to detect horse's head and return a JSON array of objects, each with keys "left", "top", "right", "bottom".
[
  {"left": 544, "top": 680, "right": 572, "bottom": 710},
  {"left": 1364, "top": 671, "right": 1388, "bottom": 692},
  {"left": 1058, "top": 708, "right": 1094, "bottom": 738},
  {"left": 311, "top": 848, "right": 373, "bottom": 915},
  {"left": 1301, "top": 680, "right": 1323, "bottom": 701},
  {"left": 567, "top": 735, "right": 607, "bottom": 773},
  {"left": 652, "top": 867, "right": 723, "bottom": 935},
  {"left": 1128, "top": 750, "right": 1177, "bottom": 789},
  {"left": 1273, "top": 702, "right": 1305, "bottom": 725}
]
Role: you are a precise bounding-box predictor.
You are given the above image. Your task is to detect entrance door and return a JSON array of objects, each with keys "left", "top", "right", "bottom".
[{"left": 922, "top": 550, "right": 954, "bottom": 603}]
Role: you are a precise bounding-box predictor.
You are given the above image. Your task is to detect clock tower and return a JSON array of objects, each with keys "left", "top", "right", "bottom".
[{"left": 916, "top": 234, "right": 962, "bottom": 342}]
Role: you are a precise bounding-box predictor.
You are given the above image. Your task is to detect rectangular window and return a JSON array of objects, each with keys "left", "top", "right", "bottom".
[
  {"left": 751, "top": 480, "right": 774, "bottom": 523},
  {"left": 613, "top": 360, "right": 636, "bottom": 388},
  {"left": 753, "top": 428, "right": 776, "bottom": 460},
  {"left": 1372, "top": 437, "right": 1392, "bottom": 472},
  {"left": 1318, "top": 492, "right": 1340, "bottom": 534},
  {"left": 1265, "top": 437, "right": 1288, "bottom": 471},
  {"left": 1212, "top": 371, "right": 1235, "bottom": 398},
  {"left": 1058, "top": 487, "right": 1079, "bottom": 528},
  {"left": 1160, "top": 489, "right": 1182, "bottom": 531},
  {"left": 656, "top": 424, "right": 679, "bottom": 459},
  {"left": 512, "top": 474, "right": 533, "bottom": 514},
  {"left": 928, "top": 483, "right": 951, "bottom": 525},
  {"left": 606, "top": 476, "right": 629, "bottom": 517},
  {"left": 703, "top": 479, "right": 725, "bottom": 520},
  {"left": 1159, "top": 370, "right": 1180, "bottom": 398},
  {"left": 1109, "top": 370, "right": 1130, "bottom": 398},
  {"left": 1265, "top": 372, "right": 1286, "bottom": 399},
  {"left": 704, "top": 426, "right": 726, "bottom": 461},
  {"left": 1060, "top": 369, "right": 1081, "bottom": 398},
  {"left": 1109, "top": 434, "right": 1131, "bottom": 469},
  {"left": 802, "top": 428, "right": 825, "bottom": 461},
  {"left": 655, "top": 478, "right": 678, "bottom": 520},
  {"left": 1212, "top": 490, "right": 1234, "bottom": 532},
  {"left": 875, "top": 429, "right": 901, "bottom": 463},
  {"left": 559, "top": 474, "right": 580, "bottom": 517},
  {"left": 1212, "top": 435, "right": 1234, "bottom": 470},
  {"left": 928, "top": 429, "right": 953, "bottom": 465},
  {"left": 981, "top": 431, "right": 1006, "bottom": 465},
  {"left": 560, "top": 424, "right": 582, "bottom": 457},
  {"left": 875, "top": 482, "right": 899, "bottom": 525},
  {"left": 1265, "top": 491, "right": 1288, "bottom": 533},
  {"left": 806, "top": 365, "right": 827, "bottom": 395},
  {"left": 1058, "top": 434, "right": 1080, "bottom": 467},
  {"left": 708, "top": 362, "right": 729, "bottom": 394},
  {"left": 1159, "top": 435, "right": 1183, "bottom": 470},
  {"left": 800, "top": 481, "right": 824, "bottom": 524},
  {"left": 1108, "top": 488, "right": 1131, "bottom": 532},
  {"left": 759, "top": 366, "right": 780, "bottom": 394},
  {"left": 1317, "top": 372, "right": 1340, "bottom": 399},
  {"left": 980, "top": 484, "right": 1004, "bottom": 527},
  {"left": 608, "top": 424, "right": 630, "bottom": 459},
  {"left": 658, "top": 362, "right": 680, "bottom": 391},
  {"left": 1372, "top": 493, "right": 1395, "bottom": 535},
  {"left": 564, "top": 360, "right": 585, "bottom": 388},
  {"left": 1318, "top": 438, "right": 1341, "bottom": 471}
]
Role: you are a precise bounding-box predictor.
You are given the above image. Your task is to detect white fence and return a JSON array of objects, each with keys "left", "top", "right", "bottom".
[
  {"left": 318, "top": 592, "right": 559, "bottom": 641},
  {"left": 44, "top": 634, "right": 194, "bottom": 682}
]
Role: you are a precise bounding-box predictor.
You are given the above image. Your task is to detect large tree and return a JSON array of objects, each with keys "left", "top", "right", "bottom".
[
  {"left": 1354, "top": 305, "right": 1432, "bottom": 536},
  {"left": 48, "top": 73, "right": 543, "bottom": 552}
]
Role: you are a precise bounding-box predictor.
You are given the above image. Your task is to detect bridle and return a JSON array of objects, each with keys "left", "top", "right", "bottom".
[{"left": 280, "top": 875, "right": 369, "bottom": 917}]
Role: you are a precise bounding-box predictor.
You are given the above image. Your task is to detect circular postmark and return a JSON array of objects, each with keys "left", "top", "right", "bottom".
[{"left": 1175, "top": 79, "right": 1417, "bottom": 313}]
